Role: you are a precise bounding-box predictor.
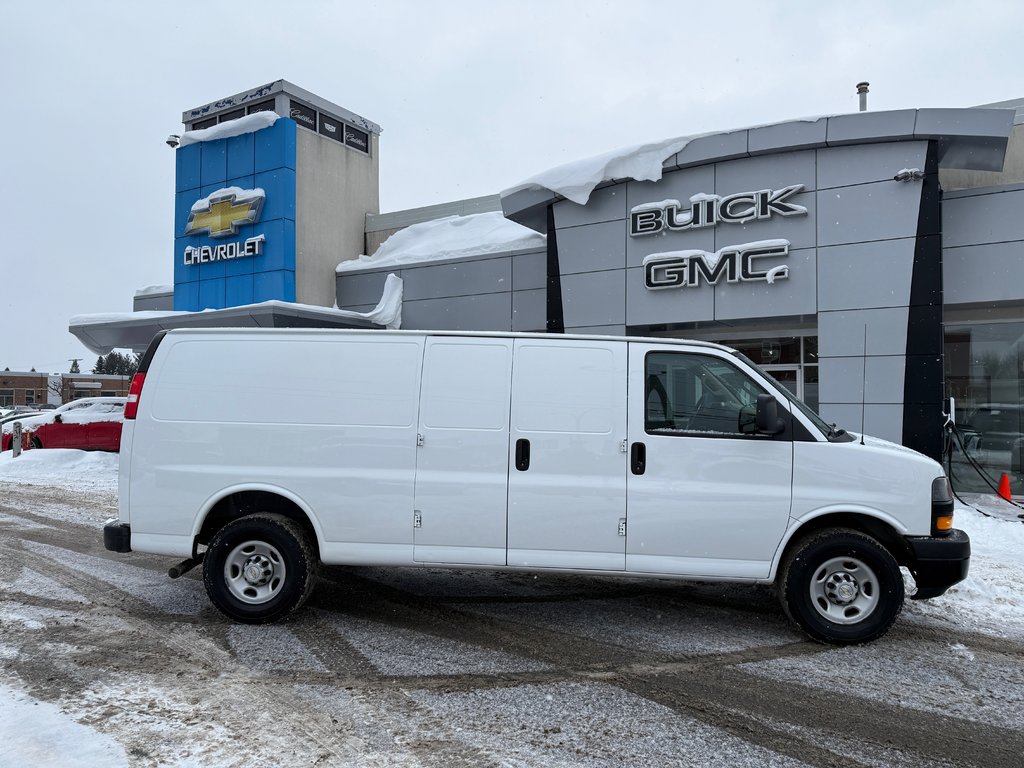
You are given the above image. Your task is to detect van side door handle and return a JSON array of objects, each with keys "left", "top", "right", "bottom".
[
  {"left": 515, "top": 438, "right": 531, "bottom": 471},
  {"left": 630, "top": 441, "right": 646, "bottom": 475}
]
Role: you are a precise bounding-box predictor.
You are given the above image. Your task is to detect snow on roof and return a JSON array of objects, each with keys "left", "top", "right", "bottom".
[
  {"left": 501, "top": 135, "right": 693, "bottom": 206},
  {"left": 178, "top": 111, "right": 279, "bottom": 147},
  {"left": 70, "top": 274, "right": 405, "bottom": 333},
  {"left": 134, "top": 285, "right": 173, "bottom": 297},
  {"left": 501, "top": 117, "right": 828, "bottom": 206},
  {"left": 336, "top": 211, "right": 545, "bottom": 274}
]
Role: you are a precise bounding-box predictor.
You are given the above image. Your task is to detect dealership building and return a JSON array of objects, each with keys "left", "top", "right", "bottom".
[{"left": 71, "top": 81, "right": 1024, "bottom": 479}]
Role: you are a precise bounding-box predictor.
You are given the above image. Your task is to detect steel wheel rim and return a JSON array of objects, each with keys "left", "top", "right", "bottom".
[
  {"left": 809, "top": 555, "right": 880, "bottom": 625},
  {"left": 224, "top": 539, "right": 287, "bottom": 605}
]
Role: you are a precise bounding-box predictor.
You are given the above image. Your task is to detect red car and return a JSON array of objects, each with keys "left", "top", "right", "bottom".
[{"left": 1, "top": 397, "right": 126, "bottom": 452}]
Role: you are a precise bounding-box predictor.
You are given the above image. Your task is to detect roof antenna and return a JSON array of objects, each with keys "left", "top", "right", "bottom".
[{"left": 860, "top": 324, "right": 867, "bottom": 445}]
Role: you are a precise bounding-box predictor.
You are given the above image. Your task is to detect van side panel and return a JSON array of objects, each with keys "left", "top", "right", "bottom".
[
  {"left": 413, "top": 338, "right": 513, "bottom": 565},
  {"left": 128, "top": 334, "right": 424, "bottom": 562},
  {"left": 790, "top": 441, "right": 933, "bottom": 536},
  {"left": 506, "top": 340, "right": 628, "bottom": 569}
]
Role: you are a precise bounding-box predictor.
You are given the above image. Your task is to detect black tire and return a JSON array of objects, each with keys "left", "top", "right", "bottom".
[
  {"left": 203, "top": 513, "right": 319, "bottom": 624},
  {"left": 30, "top": 436, "right": 42, "bottom": 449},
  {"left": 779, "top": 527, "right": 904, "bottom": 645}
]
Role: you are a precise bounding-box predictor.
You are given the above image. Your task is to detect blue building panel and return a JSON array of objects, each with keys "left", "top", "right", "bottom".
[
  {"left": 198, "top": 278, "right": 226, "bottom": 309},
  {"left": 255, "top": 118, "right": 297, "bottom": 173},
  {"left": 174, "top": 120, "right": 297, "bottom": 311},
  {"left": 199, "top": 255, "right": 227, "bottom": 281},
  {"left": 175, "top": 144, "right": 201, "bottom": 192},
  {"left": 226, "top": 274, "right": 255, "bottom": 306},
  {"left": 250, "top": 218, "right": 295, "bottom": 273},
  {"left": 255, "top": 168, "right": 296, "bottom": 221},
  {"left": 174, "top": 190, "right": 198, "bottom": 241},
  {"left": 200, "top": 141, "right": 227, "bottom": 186},
  {"left": 254, "top": 270, "right": 296, "bottom": 303},
  {"left": 226, "top": 175, "right": 257, "bottom": 194},
  {"left": 173, "top": 280, "right": 199, "bottom": 312},
  {"left": 226, "top": 132, "right": 256, "bottom": 178},
  {"left": 173, "top": 238, "right": 196, "bottom": 286}
]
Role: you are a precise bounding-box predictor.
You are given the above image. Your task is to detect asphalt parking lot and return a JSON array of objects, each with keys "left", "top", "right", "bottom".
[{"left": 2, "top": 481, "right": 1023, "bottom": 767}]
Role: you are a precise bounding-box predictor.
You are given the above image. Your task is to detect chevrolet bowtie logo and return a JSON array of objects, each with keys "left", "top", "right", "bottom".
[{"left": 185, "top": 187, "right": 265, "bottom": 238}]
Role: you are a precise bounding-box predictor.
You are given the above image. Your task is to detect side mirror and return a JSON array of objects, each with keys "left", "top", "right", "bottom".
[
  {"left": 53, "top": 414, "right": 62, "bottom": 424},
  {"left": 755, "top": 394, "right": 786, "bottom": 435},
  {"left": 738, "top": 402, "right": 758, "bottom": 434}
]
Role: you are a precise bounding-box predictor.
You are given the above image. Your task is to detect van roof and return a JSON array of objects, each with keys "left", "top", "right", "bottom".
[{"left": 158, "top": 327, "right": 736, "bottom": 353}]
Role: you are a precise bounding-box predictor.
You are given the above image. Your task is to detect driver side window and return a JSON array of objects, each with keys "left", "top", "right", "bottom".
[{"left": 645, "top": 352, "right": 770, "bottom": 438}]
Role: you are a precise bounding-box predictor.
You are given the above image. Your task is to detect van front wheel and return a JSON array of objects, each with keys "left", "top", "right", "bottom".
[
  {"left": 203, "top": 513, "right": 319, "bottom": 623},
  {"left": 780, "top": 528, "right": 904, "bottom": 644}
]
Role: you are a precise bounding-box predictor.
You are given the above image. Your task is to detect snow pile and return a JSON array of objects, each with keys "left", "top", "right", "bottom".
[
  {"left": 336, "top": 211, "right": 545, "bottom": 274},
  {"left": 905, "top": 502, "right": 1024, "bottom": 637},
  {"left": 0, "top": 683, "right": 128, "bottom": 767},
  {"left": 0, "top": 449, "right": 119, "bottom": 494},
  {"left": 177, "top": 111, "right": 279, "bottom": 147},
  {"left": 335, "top": 272, "right": 404, "bottom": 329},
  {"left": 502, "top": 135, "right": 694, "bottom": 206}
]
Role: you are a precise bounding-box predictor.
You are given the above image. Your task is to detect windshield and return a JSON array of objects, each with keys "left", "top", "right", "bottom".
[{"left": 729, "top": 350, "right": 836, "bottom": 438}]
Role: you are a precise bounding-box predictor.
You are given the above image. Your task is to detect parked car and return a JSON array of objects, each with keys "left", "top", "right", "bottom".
[
  {"left": 962, "top": 403, "right": 1023, "bottom": 453},
  {"left": 1, "top": 397, "right": 126, "bottom": 451},
  {"left": 0, "top": 411, "right": 42, "bottom": 427}
]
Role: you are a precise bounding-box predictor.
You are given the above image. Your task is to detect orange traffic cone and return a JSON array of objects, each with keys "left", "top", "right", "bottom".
[{"left": 998, "top": 473, "right": 1012, "bottom": 502}]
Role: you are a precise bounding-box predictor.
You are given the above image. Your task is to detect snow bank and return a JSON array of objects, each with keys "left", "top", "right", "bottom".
[
  {"left": 177, "top": 111, "right": 279, "bottom": 147},
  {"left": 0, "top": 683, "right": 128, "bottom": 767},
  {"left": 336, "top": 211, "right": 545, "bottom": 274},
  {"left": 0, "top": 449, "right": 119, "bottom": 494},
  {"left": 905, "top": 503, "right": 1024, "bottom": 637}
]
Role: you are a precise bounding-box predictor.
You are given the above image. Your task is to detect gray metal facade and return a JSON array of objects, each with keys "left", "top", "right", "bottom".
[{"left": 335, "top": 108, "right": 1016, "bottom": 459}]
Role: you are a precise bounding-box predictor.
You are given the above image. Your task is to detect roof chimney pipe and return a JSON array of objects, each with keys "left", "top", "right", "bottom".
[{"left": 856, "top": 81, "right": 870, "bottom": 112}]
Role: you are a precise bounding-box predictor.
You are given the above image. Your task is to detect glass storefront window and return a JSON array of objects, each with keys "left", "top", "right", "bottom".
[
  {"left": 944, "top": 322, "right": 1024, "bottom": 493},
  {"left": 721, "top": 337, "right": 801, "bottom": 366},
  {"left": 718, "top": 336, "right": 819, "bottom": 412}
]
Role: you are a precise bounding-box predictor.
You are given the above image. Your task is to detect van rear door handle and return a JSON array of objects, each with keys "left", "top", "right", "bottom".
[
  {"left": 515, "top": 438, "right": 531, "bottom": 471},
  {"left": 631, "top": 442, "right": 646, "bottom": 475}
]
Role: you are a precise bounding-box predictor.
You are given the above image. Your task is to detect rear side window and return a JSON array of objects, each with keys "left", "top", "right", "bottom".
[{"left": 645, "top": 351, "right": 770, "bottom": 438}]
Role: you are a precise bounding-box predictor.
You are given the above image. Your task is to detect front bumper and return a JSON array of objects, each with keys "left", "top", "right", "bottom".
[
  {"left": 104, "top": 521, "right": 132, "bottom": 553},
  {"left": 905, "top": 529, "right": 970, "bottom": 600}
]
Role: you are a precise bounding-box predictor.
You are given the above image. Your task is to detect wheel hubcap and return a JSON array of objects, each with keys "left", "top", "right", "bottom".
[
  {"left": 224, "top": 540, "right": 286, "bottom": 605},
  {"left": 243, "top": 555, "right": 273, "bottom": 587},
  {"left": 810, "top": 556, "right": 880, "bottom": 625}
]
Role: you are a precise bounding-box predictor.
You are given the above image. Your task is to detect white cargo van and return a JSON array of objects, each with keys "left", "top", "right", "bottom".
[{"left": 105, "top": 328, "right": 969, "bottom": 644}]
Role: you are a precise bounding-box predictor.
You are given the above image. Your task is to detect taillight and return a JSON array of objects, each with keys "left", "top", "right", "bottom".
[{"left": 125, "top": 373, "right": 146, "bottom": 419}]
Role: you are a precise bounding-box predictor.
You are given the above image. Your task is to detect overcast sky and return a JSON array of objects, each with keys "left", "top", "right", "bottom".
[{"left": 1, "top": 0, "right": 1021, "bottom": 373}]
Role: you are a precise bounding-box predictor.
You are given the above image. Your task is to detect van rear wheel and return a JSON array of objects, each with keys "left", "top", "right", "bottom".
[
  {"left": 779, "top": 528, "right": 904, "bottom": 644},
  {"left": 203, "top": 513, "right": 319, "bottom": 623}
]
